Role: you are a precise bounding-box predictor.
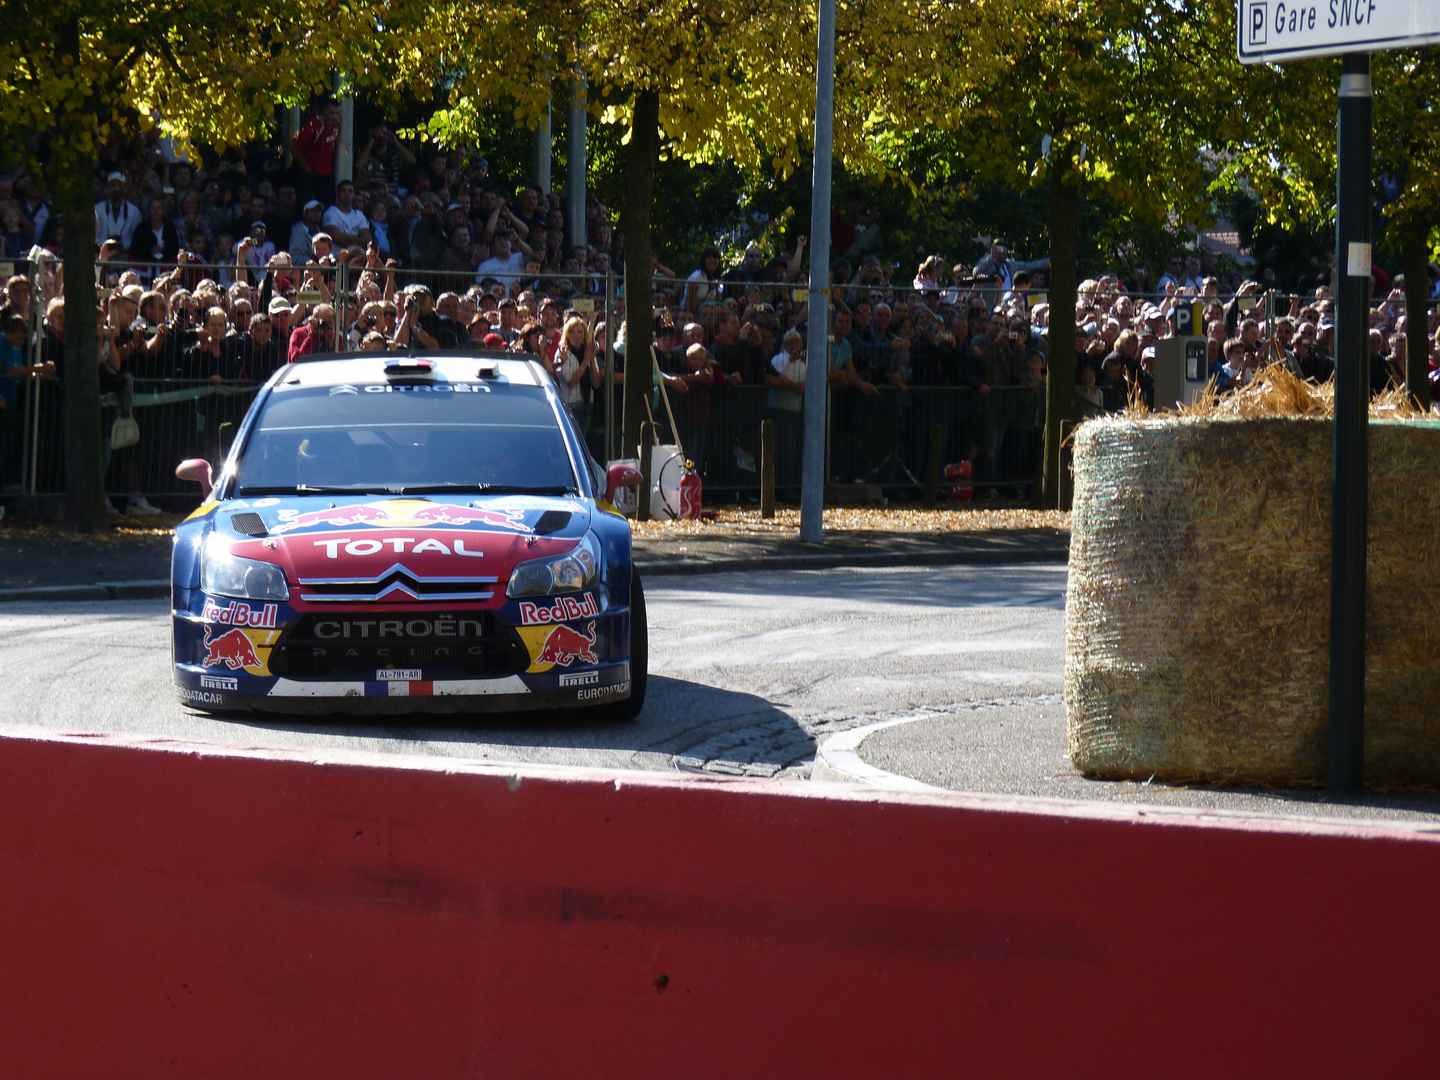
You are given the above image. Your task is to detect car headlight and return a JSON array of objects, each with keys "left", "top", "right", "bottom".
[
  {"left": 201, "top": 533, "right": 290, "bottom": 601},
  {"left": 506, "top": 532, "right": 601, "bottom": 598}
]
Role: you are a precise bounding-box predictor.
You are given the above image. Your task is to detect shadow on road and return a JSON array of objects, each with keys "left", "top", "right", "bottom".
[{"left": 223, "top": 674, "right": 807, "bottom": 761}]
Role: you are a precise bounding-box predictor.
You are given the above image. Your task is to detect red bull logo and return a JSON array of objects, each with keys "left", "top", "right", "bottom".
[
  {"left": 202, "top": 626, "right": 264, "bottom": 670},
  {"left": 519, "top": 592, "right": 600, "bottom": 625},
  {"left": 534, "top": 621, "right": 598, "bottom": 667},
  {"left": 273, "top": 499, "right": 529, "bottom": 535},
  {"left": 201, "top": 599, "right": 279, "bottom": 628}
]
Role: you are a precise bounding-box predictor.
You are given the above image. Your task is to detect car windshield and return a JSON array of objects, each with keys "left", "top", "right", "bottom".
[{"left": 233, "top": 381, "right": 579, "bottom": 495}]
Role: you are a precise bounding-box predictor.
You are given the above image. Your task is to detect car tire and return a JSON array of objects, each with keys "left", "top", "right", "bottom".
[{"left": 597, "top": 571, "right": 647, "bottom": 721}]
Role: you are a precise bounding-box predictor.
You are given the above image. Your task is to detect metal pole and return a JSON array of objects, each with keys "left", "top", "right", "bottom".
[
  {"left": 800, "top": 0, "right": 835, "bottom": 544},
  {"left": 334, "top": 74, "right": 354, "bottom": 184},
  {"left": 1329, "top": 52, "right": 1371, "bottom": 792},
  {"left": 27, "top": 255, "right": 44, "bottom": 495},
  {"left": 604, "top": 268, "right": 616, "bottom": 461},
  {"left": 566, "top": 69, "right": 587, "bottom": 252}
]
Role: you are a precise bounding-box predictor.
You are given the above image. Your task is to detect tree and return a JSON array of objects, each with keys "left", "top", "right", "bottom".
[
  {"left": 1372, "top": 49, "right": 1440, "bottom": 405},
  {"left": 1225, "top": 45, "right": 1439, "bottom": 404},
  {"left": 399, "top": 0, "right": 1002, "bottom": 511},
  {"left": 0, "top": 0, "right": 374, "bottom": 528},
  {"left": 942, "top": 0, "right": 1253, "bottom": 508}
]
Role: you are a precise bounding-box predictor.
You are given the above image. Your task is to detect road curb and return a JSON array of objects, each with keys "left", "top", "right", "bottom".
[
  {"left": 0, "top": 545, "right": 1070, "bottom": 599},
  {"left": 0, "top": 580, "right": 170, "bottom": 603},
  {"left": 810, "top": 716, "right": 952, "bottom": 794},
  {"left": 636, "top": 545, "right": 1068, "bottom": 576}
]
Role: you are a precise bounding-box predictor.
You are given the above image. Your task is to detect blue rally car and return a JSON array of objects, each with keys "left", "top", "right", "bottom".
[{"left": 171, "top": 352, "right": 646, "bottom": 716}]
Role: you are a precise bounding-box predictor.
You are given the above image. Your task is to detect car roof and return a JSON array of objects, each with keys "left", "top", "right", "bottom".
[{"left": 276, "top": 350, "right": 551, "bottom": 389}]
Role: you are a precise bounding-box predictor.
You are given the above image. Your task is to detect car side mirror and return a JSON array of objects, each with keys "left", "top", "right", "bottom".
[
  {"left": 604, "top": 463, "right": 642, "bottom": 503},
  {"left": 176, "top": 458, "right": 213, "bottom": 490}
]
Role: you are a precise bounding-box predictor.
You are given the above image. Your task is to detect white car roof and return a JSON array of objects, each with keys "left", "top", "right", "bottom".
[{"left": 275, "top": 353, "right": 550, "bottom": 389}]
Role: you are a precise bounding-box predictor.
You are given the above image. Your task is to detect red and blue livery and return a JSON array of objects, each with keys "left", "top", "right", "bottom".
[{"left": 171, "top": 353, "right": 646, "bottom": 716}]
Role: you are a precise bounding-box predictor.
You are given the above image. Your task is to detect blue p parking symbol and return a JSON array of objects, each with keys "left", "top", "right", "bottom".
[{"left": 1249, "top": 1, "right": 1268, "bottom": 44}]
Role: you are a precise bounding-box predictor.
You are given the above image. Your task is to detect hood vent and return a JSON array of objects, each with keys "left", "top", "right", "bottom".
[{"left": 230, "top": 512, "right": 268, "bottom": 536}]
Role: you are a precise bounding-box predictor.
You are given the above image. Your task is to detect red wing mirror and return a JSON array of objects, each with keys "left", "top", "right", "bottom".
[
  {"left": 175, "top": 458, "right": 214, "bottom": 490},
  {"left": 604, "top": 463, "right": 643, "bottom": 503}
]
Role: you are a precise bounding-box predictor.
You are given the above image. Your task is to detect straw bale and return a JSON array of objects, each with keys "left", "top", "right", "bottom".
[{"left": 1066, "top": 404, "right": 1440, "bottom": 786}]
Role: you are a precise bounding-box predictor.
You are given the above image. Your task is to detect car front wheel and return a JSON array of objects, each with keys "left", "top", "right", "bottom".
[{"left": 597, "top": 571, "right": 646, "bottom": 720}]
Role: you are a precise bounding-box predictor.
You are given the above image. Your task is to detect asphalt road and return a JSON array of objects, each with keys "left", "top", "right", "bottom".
[{"left": 0, "top": 565, "right": 1066, "bottom": 776}]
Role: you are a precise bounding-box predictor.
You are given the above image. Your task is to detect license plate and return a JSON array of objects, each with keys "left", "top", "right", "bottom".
[{"left": 376, "top": 669, "right": 422, "bottom": 680}]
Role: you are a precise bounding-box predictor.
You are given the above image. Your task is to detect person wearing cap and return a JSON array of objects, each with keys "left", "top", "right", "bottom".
[
  {"left": 289, "top": 199, "right": 326, "bottom": 261},
  {"left": 322, "top": 180, "right": 370, "bottom": 249},
  {"left": 95, "top": 172, "right": 142, "bottom": 249},
  {"left": 469, "top": 157, "right": 496, "bottom": 191},
  {"left": 267, "top": 296, "right": 295, "bottom": 345},
  {"left": 237, "top": 221, "right": 276, "bottom": 279}
]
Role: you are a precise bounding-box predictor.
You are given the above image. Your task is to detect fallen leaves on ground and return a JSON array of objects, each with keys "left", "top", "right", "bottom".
[
  {"left": 629, "top": 506, "right": 1070, "bottom": 538},
  {"left": 0, "top": 515, "right": 182, "bottom": 543}
]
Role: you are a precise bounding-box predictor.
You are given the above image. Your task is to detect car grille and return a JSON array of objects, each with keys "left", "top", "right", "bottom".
[
  {"left": 296, "top": 563, "right": 499, "bottom": 603},
  {"left": 268, "top": 612, "right": 528, "bottom": 677}
]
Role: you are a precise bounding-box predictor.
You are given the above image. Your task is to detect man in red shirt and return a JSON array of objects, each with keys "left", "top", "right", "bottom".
[{"left": 292, "top": 98, "right": 342, "bottom": 207}]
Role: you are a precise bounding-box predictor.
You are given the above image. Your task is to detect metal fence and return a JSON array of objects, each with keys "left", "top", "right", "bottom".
[
  {"left": 5, "top": 250, "right": 1428, "bottom": 508},
  {"left": 3, "top": 376, "right": 1043, "bottom": 503}
]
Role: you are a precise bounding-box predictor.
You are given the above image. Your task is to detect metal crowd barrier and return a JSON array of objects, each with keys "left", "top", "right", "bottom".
[{"left": 11, "top": 251, "right": 1421, "bottom": 506}]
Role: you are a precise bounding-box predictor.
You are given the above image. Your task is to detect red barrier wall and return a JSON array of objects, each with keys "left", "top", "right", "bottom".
[{"left": 0, "top": 726, "right": 1437, "bottom": 1078}]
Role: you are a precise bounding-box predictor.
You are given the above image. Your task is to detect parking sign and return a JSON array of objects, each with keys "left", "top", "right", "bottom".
[{"left": 1238, "top": 0, "right": 1440, "bottom": 63}]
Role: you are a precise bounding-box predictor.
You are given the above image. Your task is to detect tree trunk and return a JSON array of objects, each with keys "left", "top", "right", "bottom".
[
  {"left": 1402, "top": 228, "right": 1430, "bottom": 411},
  {"left": 1041, "top": 144, "right": 1078, "bottom": 510},
  {"left": 56, "top": 17, "right": 105, "bottom": 530},
  {"left": 620, "top": 89, "right": 659, "bottom": 519}
]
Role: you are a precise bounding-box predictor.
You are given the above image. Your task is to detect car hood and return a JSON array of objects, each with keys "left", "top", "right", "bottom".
[{"left": 212, "top": 494, "right": 593, "bottom": 609}]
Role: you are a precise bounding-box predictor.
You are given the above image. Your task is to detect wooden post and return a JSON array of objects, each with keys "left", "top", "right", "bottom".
[
  {"left": 760, "top": 419, "right": 777, "bottom": 519},
  {"left": 922, "top": 423, "right": 944, "bottom": 508},
  {"left": 638, "top": 421, "right": 656, "bottom": 522}
]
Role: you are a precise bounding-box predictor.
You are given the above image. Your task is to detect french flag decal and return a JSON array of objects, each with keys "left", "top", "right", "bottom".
[{"left": 364, "top": 681, "right": 434, "bottom": 697}]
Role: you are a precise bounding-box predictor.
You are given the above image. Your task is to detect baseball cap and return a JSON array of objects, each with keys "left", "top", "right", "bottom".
[
  {"left": 303, "top": 199, "right": 324, "bottom": 211},
  {"left": 106, "top": 171, "right": 125, "bottom": 183},
  {"left": 268, "top": 297, "right": 293, "bottom": 314},
  {"left": 483, "top": 333, "right": 505, "bottom": 348}
]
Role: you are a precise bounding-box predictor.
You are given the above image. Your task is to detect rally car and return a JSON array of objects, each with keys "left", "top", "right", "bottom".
[{"left": 171, "top": 351, "right": 646, "bottom": 716}]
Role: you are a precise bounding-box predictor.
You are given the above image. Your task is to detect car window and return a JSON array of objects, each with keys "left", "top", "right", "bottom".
[{"left": 234, "top": 382, "right": 578, "bottom": 493}]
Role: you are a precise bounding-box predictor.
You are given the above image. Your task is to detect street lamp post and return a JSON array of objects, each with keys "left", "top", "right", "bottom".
[{"left": 800, "top": 0, "right": 836, "bottom": 545}]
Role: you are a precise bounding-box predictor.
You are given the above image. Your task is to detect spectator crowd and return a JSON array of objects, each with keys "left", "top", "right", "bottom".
[{"left": 1, "top": 100, "right": 1438, "bottom": 514}]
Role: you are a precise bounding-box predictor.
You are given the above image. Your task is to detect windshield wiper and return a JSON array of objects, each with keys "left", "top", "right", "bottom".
[
  {"left": 397, "top": 484, "right": 577, "bottom": 495},
  {"left": 237, "top": 485, "right": 401, "bottom": 496}
]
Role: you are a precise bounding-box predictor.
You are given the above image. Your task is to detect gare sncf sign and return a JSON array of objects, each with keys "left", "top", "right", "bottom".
[{"left": 1238, "top": 0, "right": 1440, "bottom": 62}]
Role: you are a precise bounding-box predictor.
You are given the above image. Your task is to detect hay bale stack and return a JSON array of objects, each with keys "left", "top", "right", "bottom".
[{"left": 1066, "top": 414, "right": 1440, "bottom": 786}]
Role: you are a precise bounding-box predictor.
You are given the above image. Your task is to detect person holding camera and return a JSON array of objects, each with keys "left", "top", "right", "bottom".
[
  {"left": 287, "top": 303, "right": 337, "bottom": 361},
  {"left": 356, "top": 125, "right": 416, "bottom": 190}
]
